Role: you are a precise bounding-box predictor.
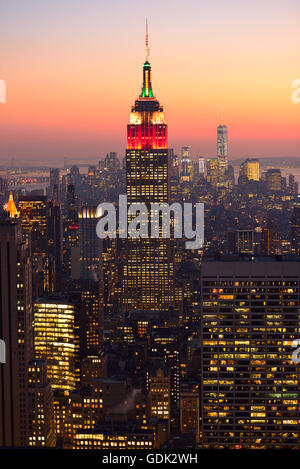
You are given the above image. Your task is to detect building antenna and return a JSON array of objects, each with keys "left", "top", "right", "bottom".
[
  {"left": 145, "top": 19, "right": 150, "bottom": 61},
  {"left": 220, "top": 106, "right": 224, "bottom": 125}
]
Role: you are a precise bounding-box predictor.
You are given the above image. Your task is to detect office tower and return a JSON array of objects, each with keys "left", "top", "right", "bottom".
[
  {"left": 18, "top": 195, "right": 51, "bottom": 293},
  {"left": 76, "top": 280, "right": 103, "bottom": 355},
  {"left": 239, "top": 158, "right": 260, "bottom": 183},
  {"left": 81, "top": 354, "right": 106, "bottom": 389},
  {"left": 149, "top": 367, "right": 170, "bottom": 422},
  {"left": 78, "top": 206, "right": 101, "bottom": 281},
  {"left": 48, "top": 199, "right": 63, "bottom": 289},
  {"left": 3, "top": 192, "right": 19, "bottom": 218},
  {"left": 200, "top": 257, "right": 300, "bottom": 448},
  {"left": 198, "top": 157, "right": 205, "bottom": 177},
  {"left": 104, "top": 152, "right": 120, "bottom": 173},
  {"left": 290, "top": 206, "right": 300, "bottom": 256},
  {"left": 68, "top": 165, "right": 81, "bottom": 188},
  {"left": 206, "top": 158, "right": 219, "bottom": 187},
  {"left": 28, "top": 359, "right": 56, "bottom": 447},
  {"left": 0, "top": 177, "right": 8, "bottom": 205},
  {"left": 33, "top": 295, "right": 80, "bottom": 391},
  {"left": 217, "top": 124, "right": 228, "bottom": 171},
  {"left": 122, "top": 30, "right": 174, "bottom": 312},
  {"left": 289, "top": 174, "right": 298, "bottom": 195},
  {"left": 63, "top": 184, "right": 79, "bottom": 278},
  {"left": 18, "top": 195, "right": 48, "bottom": 252},
  {"left": 49, "top": 168, "right": 60, "bottom": 200},
  {"left": 169, "top": 149, "right": 179, "bottom": 178},
  {"left": 0, "top": 217, "right": 32, "bottom": 446},
  {"left": 181, "top": 146, "right": 192, "bottom": 181},
  {"left": 266, "top": 168, "right": 282, "bottom": 191},
  {"left": 180, "top": 382, "right": 199, "bottom": 441}
]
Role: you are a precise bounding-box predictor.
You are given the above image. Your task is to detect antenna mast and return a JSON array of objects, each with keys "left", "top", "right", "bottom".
[{"left": 145, "top": 20, "right": 150, "bottom": 61}]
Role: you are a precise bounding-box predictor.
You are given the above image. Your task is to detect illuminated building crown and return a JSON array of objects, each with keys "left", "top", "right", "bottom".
[
  {"left": 127, "top": 23, "right": 167, "bottom": 150},
  {"left": 4, "top": 192, "right": 19, "bottom": 218}
]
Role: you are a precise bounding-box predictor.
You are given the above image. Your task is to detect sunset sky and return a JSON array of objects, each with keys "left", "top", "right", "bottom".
[{"left": 0, "top": 0, "right": 299, "bottom": 163}]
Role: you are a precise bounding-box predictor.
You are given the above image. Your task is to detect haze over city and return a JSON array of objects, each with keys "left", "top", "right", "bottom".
[{"left": 0, "top": 0, "right": 299, "bottom": 162}]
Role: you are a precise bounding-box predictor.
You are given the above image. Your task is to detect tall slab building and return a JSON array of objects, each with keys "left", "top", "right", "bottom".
[
  {"left": 0, "top": 217, "right": 32, "bottom": 446},
  {"left": 200, "top": 257, "right": 300, "bottom": 448}
]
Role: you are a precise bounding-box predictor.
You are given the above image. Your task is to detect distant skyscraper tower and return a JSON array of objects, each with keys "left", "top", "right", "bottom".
[
  {"left": 239, "top": 158, "right": 260, "bottom": 182},
  {"left": 49, "top": 168, "right": 60, "bottom": 200},
  {"left": 198, "top": 157, "right": 205, "bottom": 177},
  {"left": 78, "top": 206, "right": 102, "bottom": 281},
  {"left": 122, "top": 25, "right": 174, "bottom": 312},
  {"left": 181, "top": 146, "right": 192, "bottom": 181},
  {"left": 217, "top": 123, "right": 228, "bottom": 171}
]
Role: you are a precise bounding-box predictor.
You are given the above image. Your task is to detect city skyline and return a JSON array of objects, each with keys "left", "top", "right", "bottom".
[
  {"left": 2, "top": 0, "right": 300, "bottom": 453},
  {"left": 0, "top": 0, "right": 299, "bottom": 161}
]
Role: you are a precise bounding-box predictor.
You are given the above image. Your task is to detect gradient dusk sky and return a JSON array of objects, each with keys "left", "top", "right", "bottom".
[{"left": 0, "top": 0, "right": 299, "bottom": 163}]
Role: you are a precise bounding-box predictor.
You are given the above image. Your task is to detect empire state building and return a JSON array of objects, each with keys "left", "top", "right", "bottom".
[{"left": 122, "top": 27, "right": 175, "bottom": 312}]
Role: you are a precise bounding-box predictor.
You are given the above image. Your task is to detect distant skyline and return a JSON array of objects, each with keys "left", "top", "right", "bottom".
[{"left": 0, "top": 0, "right": 299, "bottom": 161}]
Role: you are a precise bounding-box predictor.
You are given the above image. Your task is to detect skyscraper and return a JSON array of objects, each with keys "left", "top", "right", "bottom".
[
  {"left": 181, "top": 146, "right": 192, "bottom": 182},
  {"left": 200, "top": 257, "right": 300, "bottom": 448},
  {"left": 122, "top": 27, "right": 174, "bottom": 312},
  {"left": 0, "top": 217, "right": 32, "bottom": 446},
  {"left": 18, "top": 195, "right": 52, "bottom": 293},
  {"left": 78, "top": 206, "right": 102, "bottom": 281},
  {"left": 290, "top": 206, "right": 300, "bottom": 256},
  {"left": 239, "top": 158, "right": 260, "bottom": 182},
  {"left": 33, "top": 295, "right": 80, "bottom": 392},
  {"left": 217, "top": 124, "right": 228, "bottom": 171}
]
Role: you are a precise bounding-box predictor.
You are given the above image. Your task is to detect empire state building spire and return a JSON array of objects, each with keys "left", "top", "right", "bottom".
[
  {"left": 141, "top": 21, "right": 154, "bottom": 98},
  {"left": 145, "top": 19, "right": 150, "bottom": 62}
]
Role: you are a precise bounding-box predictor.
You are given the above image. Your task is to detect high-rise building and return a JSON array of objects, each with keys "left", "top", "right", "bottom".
[
  {"left": 200, "top": 257, "right": 300, "bottom": 448},
  {"left": 63, "top": 184, "right": 79, "bottom": 279},
  {"left": 19, "top": 195, "right": 48, "bottom": 254},
  {"left": 181, "top": 146, "right": 192, "bottom": 181},
  {"left": 78, "top": 206, "right": 102, "bottom": 281},
  {"left": 28, "top": 359, "right": 56, "bottom": 447},
  {"left": 75, "top": 279, "right": 103, "bottom": 356},
  {"left": 33, "top": 295, "right": 80, "bottom": 391},
  {"left": 49, "top": 168, "right": 60, "bottom": 200},
  {"left": 48, "top": 199, "right": 63, "bottom": 289},
  {"left": 288, "top": 174, "right": 298, "bottom": 195},
  {"left": 180, "top": 381, "right": 199, "bottom": 441},
  {"left": 265, "top": 168, "right": 282, "bottom": 191},
  {"left": 206, "top": 158, "right": 219, "bottom": 188},
  {"left": 239, "top": 159, "right": 260, "bottom": 182},
  {"left": 290, "top": 206, "right": 300, "bottom": 256},
  {"left": 0, "top": 217, "right": 32, "bottom": 446},
  {"left": 217, "top": 124, "right": 228, "bottom": 171},
  {"left": 149, "top": 367, "right": 170, "bottom": 423},
  {"left": 122, "top": 30, "right": 174, "bottom": 312},
  {"left": 198, "top": 157, "right": 205, "bottom": 177},
  {"left": 18, "top": 195, "right": 52, "bottom": 293},
  {"left": 0, "top": 177, "right": 8, "bottom": 205}
]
